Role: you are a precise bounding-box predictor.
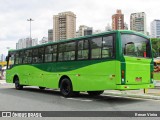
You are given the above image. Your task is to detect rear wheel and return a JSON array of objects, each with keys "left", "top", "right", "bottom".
[
  {"left": 14, "top": 77, "right": 23, "bottom": 90},
  {"left": 60, "top": 78, "right": 75, "bottom": 97},
  {"left": 87, "top": 90, "right": 104, "bottom": 96}
]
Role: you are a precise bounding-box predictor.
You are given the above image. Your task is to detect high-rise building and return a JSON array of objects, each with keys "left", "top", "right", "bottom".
[
  {"left": 16, "top": 38, "right": 26, "bottom": 49},
  {"left": 124, "top": 22, "right": 128, "bottom": 30},
  {"left": 77, "top": 25, "right": 88, "bottom": 37},
  {"left": 76, "top": 25, "right": 93, "bottom": 37},
  {"left": 39, "top": 37, "right": 48, "bottom": 44},
  {"left": 84, "top": 27, "right": 93, "bottom": 36},
  {"left": 53, "top": 11, "right": 76, "bottom": 41},
  {"left": 32, "top": 38, "right": 38, "bottom": 46},
  {"left": 16, "top": 38, "right": 38, "bottom": 49},
  {"left": 150, "top": 20, "right": 160, "bottom": 38},
  {"left": 130, "top": 12, "right": 147, "bottom": 34},
  {"left": 26, "top": 37, "right": 32, "bottom": 48},
  {"left": 105, "top": 23, "right": 112, "bottom": 31},
  {"left": 93, "top": 30, "right": 102, "bottom": 34},
  {"left": 48, "top": 29, "right": 53, "bottom": 42},
  {"left": 112, "top": 10, "right": 124, "bottom": 30},
  {"left": 0, "top": 54, "right": 5, "bottom": 62},
  {"left": 76, "top": 31, "right": 79, "bottom": 38}
]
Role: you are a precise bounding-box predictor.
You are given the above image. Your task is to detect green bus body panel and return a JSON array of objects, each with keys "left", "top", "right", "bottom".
[
  {"left": 116, "top": 84, "right": 154, "bottom": 90},
  {"left": 6, "top": 60, "right": 122, "bottom": 91},
  {"left": 6, "top": 58, "right": 154, "bottom": 91},
  {"left": 124, "top": 56, "right": 151, "bottom": 84}
]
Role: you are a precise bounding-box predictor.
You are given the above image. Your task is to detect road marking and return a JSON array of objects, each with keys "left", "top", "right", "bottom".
[{"left": 62, "top": 97, "right": 93, "bottom": 102}]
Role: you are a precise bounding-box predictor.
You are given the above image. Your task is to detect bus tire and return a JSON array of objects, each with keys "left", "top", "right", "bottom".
[
  {"left": 39, "top": 87, "right": 45, "bottom": 90},
  {"left": 60, "top": 78, "right": 74, "bottom": 97},
  {"left": 87, "top": 90, "right": 104, "bottom": 96},
  {"left": 14, "top": 77, "right": 23, "bottom": 90}
]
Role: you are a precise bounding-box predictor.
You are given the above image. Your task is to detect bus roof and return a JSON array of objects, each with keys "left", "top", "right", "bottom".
[{"left": 9, "top": 30, "right": 149, "bottom": 52}]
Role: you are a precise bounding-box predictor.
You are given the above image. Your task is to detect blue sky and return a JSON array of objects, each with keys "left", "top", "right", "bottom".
[{"left": 0, "top": 0, "right": 160, "bottom": 55}]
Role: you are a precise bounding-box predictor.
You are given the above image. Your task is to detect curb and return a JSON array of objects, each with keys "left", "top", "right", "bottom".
[{"left": 103, "top": 91, "right": 160, "bottom": 100}]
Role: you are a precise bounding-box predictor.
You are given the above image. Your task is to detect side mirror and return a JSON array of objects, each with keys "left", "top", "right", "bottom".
[
  {"left": 6, "top": 56, "right": 9, "bottom": 61},
  {"left": 6, "top": 54, "right": 11, "bottom": 61}
]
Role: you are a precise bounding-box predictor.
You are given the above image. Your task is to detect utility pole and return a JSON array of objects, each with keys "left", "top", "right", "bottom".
[{"left": 27, "top": 18, "right": 34, "bottom": 41}]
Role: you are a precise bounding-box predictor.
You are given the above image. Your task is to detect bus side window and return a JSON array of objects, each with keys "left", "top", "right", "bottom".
[
  {"left": 78, "top": 40, "right": 89, "bottom": 60},
  {"left": 102, "top": 36, "right": 114, "bottom": 58},
  {"left": 64, "top": 42, "right": 76, "bottom": 61},
  {"left": 53, "top": 45, "right": 57, "bottom": 62},
  {"left": 45, "top": 45, "right": 57, "bottom": 62},
  {"left": 32, "top": 48, "right": 39, "bottom": 63},
  {"left": 58, "top": 43, "right": 65, "bottom": 61},
  {"left": 19, "top": 51, "right": 24, "bottom": 64},
  {"left": 45, "top": 45, "right": 53, "bottom": 62},
  {"left": 38, "top": 47, "right": 44, "bottom": 63},
  {"left": 23, "top": 50, "right": 32, "bottom": 64},
  {"left": 58, "top": 42, "right": 76, "bottom": 61},
  {"left": 15, "top": 52, "right": 19, "bottom": 65},
  {"left": 90, "top": 37, "right": 102, "bottom": 59}
]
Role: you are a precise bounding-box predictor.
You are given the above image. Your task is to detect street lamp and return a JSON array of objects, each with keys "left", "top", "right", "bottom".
[{"left": 27, "top": 18, "right": 34, "bottom": 40}]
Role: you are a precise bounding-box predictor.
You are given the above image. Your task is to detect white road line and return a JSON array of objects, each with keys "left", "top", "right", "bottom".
[{"left": 62, "top": 97, "right": 93, "bottom": 102}]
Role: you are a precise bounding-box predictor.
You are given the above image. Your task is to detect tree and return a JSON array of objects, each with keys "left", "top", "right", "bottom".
[{"left": 151, "top": 38, "right": 160, "bottom": 58}]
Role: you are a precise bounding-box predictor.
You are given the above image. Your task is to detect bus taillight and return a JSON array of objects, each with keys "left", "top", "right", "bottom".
[{"left": 121, "top": 70, "right": 125, "bottom": 79}]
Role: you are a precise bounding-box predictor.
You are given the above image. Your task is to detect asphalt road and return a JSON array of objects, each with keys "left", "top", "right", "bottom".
[{"left": 0, "top": 83, "right": 160, "bottom": 119}]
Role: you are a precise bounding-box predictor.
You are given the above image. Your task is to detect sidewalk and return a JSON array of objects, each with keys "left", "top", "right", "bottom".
[
  {"left": 0, "top": 80, "right": 6, "bottom": 84},
  {"left": 103, "top": 80, "right": 160, "bottom": 100},
  {"left": 0, "top": 80, "right": 160, "bottom": 100},
  {"left": 103, "top": 89, "right": 160, "bottom": 100}
]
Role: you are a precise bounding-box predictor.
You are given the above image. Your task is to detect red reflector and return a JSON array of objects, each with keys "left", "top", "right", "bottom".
[{"left": 121, "top": 70, "right": 125, "bottom": 79}]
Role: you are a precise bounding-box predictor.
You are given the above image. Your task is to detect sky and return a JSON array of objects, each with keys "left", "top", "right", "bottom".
[{"left": 0, "top": 0, "right": 160, "bottom": 55}]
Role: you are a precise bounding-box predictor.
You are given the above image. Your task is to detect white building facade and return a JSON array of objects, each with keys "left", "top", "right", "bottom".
[
  {"left": 150, "top": 20, "right": 160, "bottom": 38},
  {"left": 16, "top": 38, "right": 38, "bottom": 49},
  {"left": 53, "top": 11, "right": 76, "bottom": 42},
  {"left": 130, "top": 12, "right": 147, "bottom": 35}
]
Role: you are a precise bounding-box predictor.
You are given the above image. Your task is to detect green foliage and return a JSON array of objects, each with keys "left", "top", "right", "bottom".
[{"left": 151, "top": 38, "right": 160, "bottom": 58}]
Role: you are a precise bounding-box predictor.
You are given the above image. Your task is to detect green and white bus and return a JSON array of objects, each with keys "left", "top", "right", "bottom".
[{"left": 6, "top": 30, "right": 154, "bottom": 97}]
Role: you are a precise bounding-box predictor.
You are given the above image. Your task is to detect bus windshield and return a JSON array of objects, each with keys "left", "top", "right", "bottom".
[{"left": 121, "top": 34, "right": 151, "bottom": 58}]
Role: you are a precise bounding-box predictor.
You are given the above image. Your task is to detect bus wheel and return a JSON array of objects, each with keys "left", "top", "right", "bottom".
[
  {"left": 87, "top": 90, "right": 104, "bottom": 96},
  {"left": 60, "top": 78, "right": 74, "bottom": 97},
  {"left": 14, "top": 77, "right": 23, "bottom": 90},
  {"left": 39, "top": 87, "right": 45, "bottom": 90}
]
